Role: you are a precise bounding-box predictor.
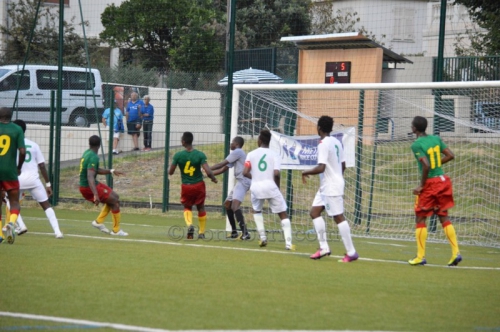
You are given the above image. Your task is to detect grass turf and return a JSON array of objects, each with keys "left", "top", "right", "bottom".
[{"left": 1, "top": 206, "right": 499, "bottom": 331}]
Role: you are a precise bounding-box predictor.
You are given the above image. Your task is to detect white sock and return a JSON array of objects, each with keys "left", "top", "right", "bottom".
[
  {"left": 45, "top": 208, "right": 61, "bottom": 234},
  {"left": 281, "top": 218, "right": 292, "bottom": 246},
  {"left": 313, "top": 217, "right": 329, "bottom": 252},
  {"left": 253, "top": 213, "right": 266, "bottom": 240},
  {"left": 338, "top": 220, "right": 356, "bottom": 256}
]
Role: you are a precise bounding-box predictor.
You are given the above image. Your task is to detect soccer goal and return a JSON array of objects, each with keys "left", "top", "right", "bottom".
[{"left": 230, "top": 81, "right": 500, "bottom": 248}]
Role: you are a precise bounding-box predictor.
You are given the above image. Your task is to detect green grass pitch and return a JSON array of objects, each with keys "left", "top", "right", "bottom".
[{"left": 1, "top": 206, "right": 499, "bottom": 332}]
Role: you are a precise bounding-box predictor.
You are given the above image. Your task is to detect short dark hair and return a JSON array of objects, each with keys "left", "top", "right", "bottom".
[
  {"left": 233, "top": 136, "right": 244, "bottom": 147},
  {"left": 412, "top": 116, "right": 428, "bottom": 133},
  {"left": 13, "top": 119, "right": 26, "bottom": 133},
  {"left": 259, "top": 130, "right": 271, "bottom": 145},
  {"left": 182, "top": 131, "right": 194, "bottom": 145},
  {"left": 0, "top": 107, "right": 12, "bottom": 121},
  {"left": 317, "top": 116, "right": 334, "bottom": 133},
  {"left": 89, "top": 135, "right": 101, "bottom": 147}
]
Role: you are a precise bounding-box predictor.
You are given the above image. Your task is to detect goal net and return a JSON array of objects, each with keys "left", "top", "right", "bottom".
[{"left": 230, "top": 81, "right": 500, "bottom": 248}]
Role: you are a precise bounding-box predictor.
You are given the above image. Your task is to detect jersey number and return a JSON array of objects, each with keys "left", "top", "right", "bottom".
[
  {"left": 25, "top": 145, "right": 32, "bottom": 162},
  {"left": 335, "top": 145, "right": 340, "bottom": 163},
  {"left": 184, "top": 161, "right": 196, "bottom": 176},
  {"left": 0, "top": 135, "right": 11, "bottom": 156},
  {"left": 258, "top": 154, "right": 267, "bottom": 171},
  {"left": 426, "top": 145, "right": 441, "bottom": 169}
]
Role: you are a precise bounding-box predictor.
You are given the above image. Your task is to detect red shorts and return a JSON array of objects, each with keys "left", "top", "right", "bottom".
[
  {"left": 0, "top": 180, "right": 20, "bottom": 192},
  {"left": 414, "top": 175, "right": 454, "bottom": 217},
  {"left": 80, "top": 183, "right": 112, "bottom": 203},
  {"left": 181, "top": 181, "right": 206, "bottom": 207}
]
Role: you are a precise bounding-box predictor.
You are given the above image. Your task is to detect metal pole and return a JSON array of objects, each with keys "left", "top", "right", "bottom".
[
  {"left": 48, "top": 90, "right": 56, "bottom": 206},
  {"left": 162, "top": 89, "right": 172, "bottom": 212},
  {"left": 106, "top": 90, "right": 114, "bottom": 186},
  {"left": 353, "top": 90, "right": 365, "bottom": 225},
  {"left": 53, "top": 0, "right": 65, "bottom": 206}
]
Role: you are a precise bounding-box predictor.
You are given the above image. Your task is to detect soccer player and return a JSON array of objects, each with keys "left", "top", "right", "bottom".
[
  {"left": 79, "top": 135, "right": 128, "bottom": 236},
  {"left": 6, "top": 120, "right": 63, "bottom": 238},
  {"left": 126, "top": 91, "right": 144, "bottom": 151},
  {"left": 302, "top": 116, "right": 358, "bottom": 262},
  {"left": 102, "top": 100, "right": 125, "bottom": 155},
  {"left": 243, "top": 130, "right": 293, "bottom": 250},
  {"left": 409, "top": 116, "right": 461, "bottom": 266},
  {"left": 211, "top": 136, "right": 251, "bottom": 240},
  {"left": 168, "top": 132, "right": 218, "bottom": 239},
  {"left": 0, "top": 107, "right": 26, "bottom": 244}
]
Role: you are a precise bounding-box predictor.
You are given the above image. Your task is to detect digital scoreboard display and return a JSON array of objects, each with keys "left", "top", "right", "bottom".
[{"left": 325, "top": 62, "right": 351, "bottom": 84}]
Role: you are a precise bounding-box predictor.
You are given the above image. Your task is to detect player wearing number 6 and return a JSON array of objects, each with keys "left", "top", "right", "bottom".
[
  {"left": 243, "top": 130, "right": 294, "bottom": 250},
  {"left": 409, "top": 116, "right": 461, "bottom": 266},
  {"left": 169, "top": 132, "right": 218, "bottom": 239},
  {"left": 0, "top": 107, "right": 26, "bottom": 244}
]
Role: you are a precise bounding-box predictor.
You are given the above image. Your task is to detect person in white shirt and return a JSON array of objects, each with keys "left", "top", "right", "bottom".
[
  {"left": 243, "top": 130, "right": 293, "bottom": 250},
  {"left": 8, "top": 120, "right": 63, "bottom": 238},
  {"left": 302, "top": 116, "right": 358, "bottom": 262}
]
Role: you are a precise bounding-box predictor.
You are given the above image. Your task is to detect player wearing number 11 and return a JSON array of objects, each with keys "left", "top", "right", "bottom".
[
  {"left": 409, "top": 116, "right": 461, "bottom": 266},
  {"left": 169, "top": 132, "right": 218, "bottom": 240}
]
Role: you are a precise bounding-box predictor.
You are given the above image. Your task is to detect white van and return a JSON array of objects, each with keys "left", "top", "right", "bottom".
[{"left": 0, "top": 65, "right": 104, "bottom": 127}]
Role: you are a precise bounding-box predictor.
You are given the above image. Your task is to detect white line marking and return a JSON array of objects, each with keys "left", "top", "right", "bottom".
[
  {"left": 27, "top": 232, "right": 500, "bottom": 271},
  {"left": 366, "top": 242, "right": 406, "bottom": 247}
]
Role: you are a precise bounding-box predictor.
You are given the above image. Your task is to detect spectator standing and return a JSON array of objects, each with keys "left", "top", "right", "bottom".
[
  {"left": 141, "top": 95, "right": 154, "bottom": 151},
  {"left": 126, "top": 92, "right": 144, "bottom": 151}
]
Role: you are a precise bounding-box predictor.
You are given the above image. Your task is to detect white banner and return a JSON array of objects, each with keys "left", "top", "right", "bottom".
[{"left": 269, "top": 127, "right": 356, "bottom": 169}]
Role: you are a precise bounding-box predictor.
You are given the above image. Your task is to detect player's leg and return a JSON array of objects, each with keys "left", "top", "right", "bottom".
[
  {"left": 194, "top": 181, "right": 207, "bottom": 239},
  {"left": 3, "top": 186, "right": 21, "bottom": 244},
  {"left": 231, "top": 181, "right": 250, "bottom": 239},
  {"left": 409, "top": 215, "right": 428, "bottom": 265},
  {"left": 309, "top": 191, "right": 330, "bottom": 259},
  {"left": 439, "top": 215, "right": 461, "bottom": 266},
  {"left": 436, "top": 175, "right": 461, "bottom": 266},
  {"left": 30, "top": 182, "right": 63, "bottom": 238},
  {"left": 325, "top": 195, "right": 358, "bottom": 262},
  {"left": 225, "top": 192, "right": 238, "bottom": 238},
  {"left": 10, "top": 190, "right": 27, "bottom": 235},
  {"left": 103, "top": 188, "right": 127, "bottom": 236},
  {"left": 410, "top": 182, "right": 436, "bottom": 265},
  {"left": 269, "top": 194, "right": 292, "bottom": 250},
  {"left": 0, "top": 189, "right": 4, "bottom": 243},
  {"left": 80, "top": 185, "right": 111, "bottom": 234},
  {"left": 180, "top": 184, "right": 195, "bottom": 239},
  {"left": 250, "top": 194, "right": 267, "bottom": 246}
]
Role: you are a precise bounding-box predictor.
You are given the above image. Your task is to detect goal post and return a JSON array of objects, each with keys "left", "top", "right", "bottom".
[{"left": 230, "top": 81, "right": 500, "bottom": 248}]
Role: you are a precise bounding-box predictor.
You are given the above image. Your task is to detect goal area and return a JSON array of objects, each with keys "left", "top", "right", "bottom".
[{"left": 230, "top": 81, "right": 500, "bottom": 248}]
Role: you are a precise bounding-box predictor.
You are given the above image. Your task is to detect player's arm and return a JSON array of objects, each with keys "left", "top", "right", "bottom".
[
  {"left": 202, "top": 163, "right": 218, "bottom": 183},
  {"left": 414, "top": 157, "right": 430, "bottom": 195},
  {"left": 17, "top": 147, "right": 26, "bottom": 174},
  {"left": 168, "top": 163, "right": 177, "bottom": 176},
  {"left": 243, "top": 161, "right": 252, "bottom": 179},
  {"left": 274, "top": 169, "right": 281, "bottom": 189},
  {"left": 87, "top": 168, "right": 100, "bottom": 205},
  {"left": 212, "top": 165, "right": 229, "bottom": 176},
  {"left": 441, "top": 147, "right": 454, "bottom": 165},
  {"left": 96, "top": 168, "right": 124, "bottom": 176},
  {"left": 301, "top": 163, "right": 326, "bottom": 184},
  {"left": 38, "top": 162, "right": 53, "bottom": 196},
  {"left": 211, "top": 159, "right": 229, "bottom": 171}
]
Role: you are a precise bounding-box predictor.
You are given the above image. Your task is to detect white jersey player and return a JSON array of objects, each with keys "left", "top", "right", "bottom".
[
  {"left": 8, "top": 120, "right": 63, "bottom": 238},
  {"left": 302, "top": 116, "right": 357, "bottom": 262},
  {"left": 243, "top": 130, "right": 293, "bottom": 250}
]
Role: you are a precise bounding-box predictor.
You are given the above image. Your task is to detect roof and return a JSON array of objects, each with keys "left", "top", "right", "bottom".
[{"left": 281, "top": 32, "right": 413, "bottom": 64}]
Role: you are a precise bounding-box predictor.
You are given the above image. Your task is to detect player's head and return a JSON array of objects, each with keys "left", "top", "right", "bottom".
[
  {"left": 230, "top": 136, "right": 244, "bottom": 150},
  {"left": 131, "top": 91, "right": 138, "bottom": 101},
  {"left": 89, "top": 135, "right": 101, "bottom": 148},
  {"left": 258, "top": 130, "right": 271, "bottom": 147},
  {"left": 412, "top": 116, "right": 427, "bottom": 133},
  {"left": 317, "top": 116, "right": 334, "bottom": 135},
  {"left": 13, "top": 119, "right": 26, "bottom": 133},
  {"left": 143, "top": 95, "right": 150, "bottom": 103},
  {"left": 0, "top": 107, "right": 12, "bottom": 122},
  {"left": 182, "top": 131, "right": 194, "bottom": 146}
]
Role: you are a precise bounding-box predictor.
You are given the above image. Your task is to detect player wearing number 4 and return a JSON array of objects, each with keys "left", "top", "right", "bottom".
[
  {"left": 0, "top": 107, "right": 26, "bottom": 244},
  {"left": 169, "top": 132, "right": 218, "bottom": 239},
  {"left": 409, "top": 116, "right": 461, "bottom": 266},
  {"left": 243, "top": 130, "right": 294, "bottom": 250},
  {"left": 79, "top": 135, "right": 128, "bottom": 236},
  {"left": 302, "top": 116, "right": 358, "bottom": 262}
]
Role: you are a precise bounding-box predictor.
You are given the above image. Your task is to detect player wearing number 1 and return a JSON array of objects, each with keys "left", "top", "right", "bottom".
[
  {"left": 409, "top": 116, "right": 461, "bottom": 266},
  {"left": 169, "top": 132, "right": 218, "bottom": 239},
  {"left": 0, "top": 107, "right": 26, "bottom": 244},
  {"left": 243, "top": 130, "right": 294, "bottom": 250}
]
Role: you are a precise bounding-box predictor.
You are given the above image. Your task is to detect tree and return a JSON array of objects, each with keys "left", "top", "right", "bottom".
[
  {"left": 236, "top": 0, "right": 311, "bottom": 48},
  {"left": 0, "top": 0, "right": 101, "bottom": 66},
  {"left": 453, "top": 0, "right": 500, "bottom": 55},
  {"left": 100, "top": 0, "right": 226, "bottom": 72}
]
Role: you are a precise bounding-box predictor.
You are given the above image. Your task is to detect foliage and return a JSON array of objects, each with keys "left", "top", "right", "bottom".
[
  {"left": 98, "top": 63, "right": 159, "bottom": 86},
  {"left": 236, "top": 0, "right": 311, "bottom": 49},
  {"left": 0, "top": 0, "right": 101, "bottom": 67},
  {"left": 310, "top": 3, "right": 386, "bottom": 46},
  {"left": 453, "top": 0, "right": 500, "bottom": 55}
]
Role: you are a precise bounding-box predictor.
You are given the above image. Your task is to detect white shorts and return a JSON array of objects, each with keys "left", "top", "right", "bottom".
[
  {"left": 20, "top": 179, "right": 48, "bottom": 203},
  {"left": 312, "top": 191, "right": 344, "bottom": 217},
  {"left": 113, "top": 132, "right": 121, "bottom": 139},
  {"left": 251, "top": 192, "right": 287, "bottom": 214},
  {"left": 226, "top": 179, "right": 251, "bottom": 202}
]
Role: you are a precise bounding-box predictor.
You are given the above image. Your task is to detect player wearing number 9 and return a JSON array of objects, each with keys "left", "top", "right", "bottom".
[
  {"left": 0, "top": 107, "right": 26, "bottom": 244},
  {"left": 169, "top": 132, "right": 218, "bottom": 240},
  {"left": 409, "top": 116, "right": 461, "bottom": 267}
]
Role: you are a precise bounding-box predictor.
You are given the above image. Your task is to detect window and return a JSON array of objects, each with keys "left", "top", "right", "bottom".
[
  {"left": 37, "top": 70, "right": 66, "bottom": 90},
  {"left": 393, "top": 8, "right": 415, "bottom": 41},
  {"left": 0, "top": 71, "right": 30, "bottom": 91},
  {"left": 67, "top": 71, "right": 95, "bottom": 90}
]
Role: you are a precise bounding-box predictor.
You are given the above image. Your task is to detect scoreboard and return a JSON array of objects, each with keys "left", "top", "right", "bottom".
[{"left": 325, "top": 62, "right": 351, "bottom": 84}]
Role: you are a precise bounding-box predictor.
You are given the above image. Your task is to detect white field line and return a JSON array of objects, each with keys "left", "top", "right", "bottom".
[{"left": 27, "top": 231, "right": 500, "bottom": 271}]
